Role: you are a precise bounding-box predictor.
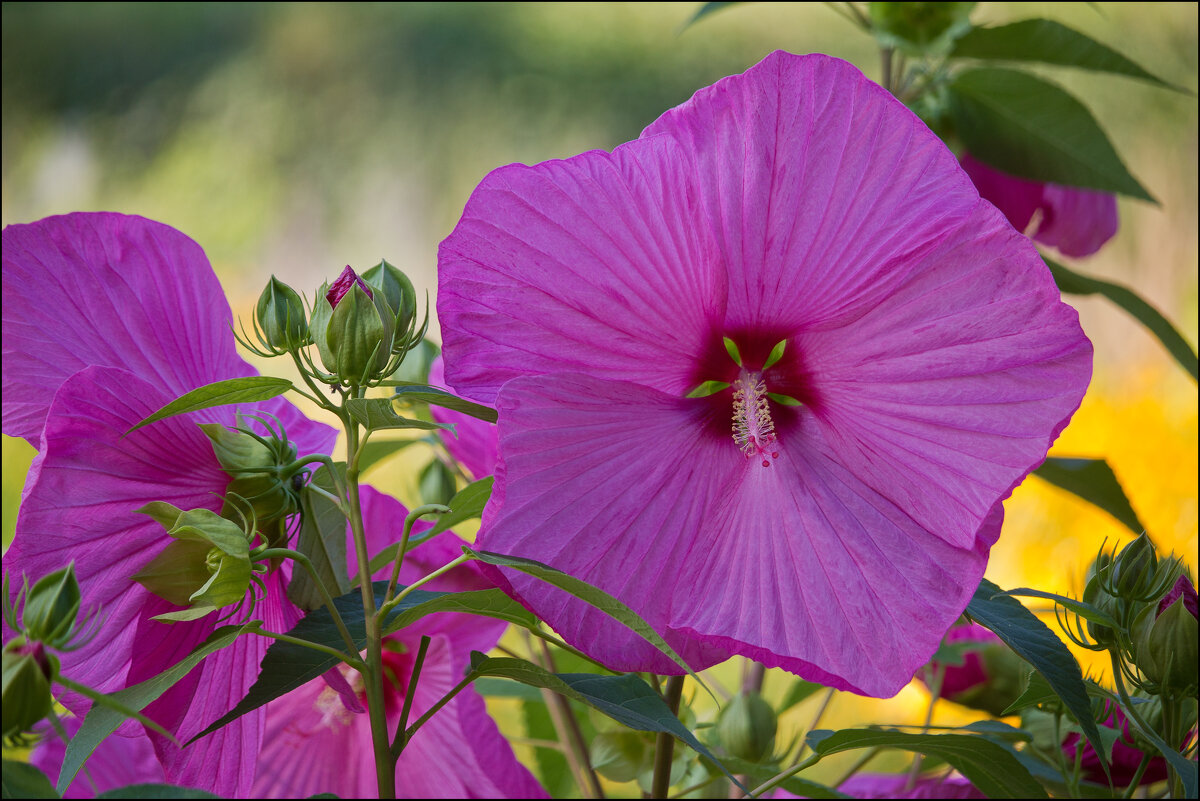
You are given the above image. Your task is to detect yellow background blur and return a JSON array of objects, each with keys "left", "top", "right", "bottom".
[{"left": 3, "top": 2, "right": 1196, "bottom": 793}]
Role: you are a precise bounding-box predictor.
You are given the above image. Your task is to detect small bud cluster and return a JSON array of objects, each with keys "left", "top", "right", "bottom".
[{"left": 239, "top": 260, "right": 427, "bottom": 388}]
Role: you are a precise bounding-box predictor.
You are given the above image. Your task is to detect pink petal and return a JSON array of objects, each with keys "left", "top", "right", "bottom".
[
  {"left": 1036, "top": 183, "right": 1119, "bottom": 258},
  {"left": 428, "top": 356, "right": 499, "bottom": 480},
  {"left": 437, "top": 136, "right": 726, "bottom": 404},
  {"left": 2, "top": 213, "right": 255, "bottom": 444},
  {"left": 641, "top": 52, "right": 981, "bottom": 335},
  {"left": 479, "top": 373, "right": 1004, "bottom": 695},
  {"left": 958, "top": 152, "right": 1043, "bottom": 235},
  {"left": 837, "top": 772, "right": 985, "bottom": 799},
  {"left": 797, "top": 210, "right": 1091, "bottom": 550},
  {"left": 32, "top": 717, "right": 164, "bottom": 799},
  {"left": 253, "top": 634, "right": 544, "bottom": 798}
]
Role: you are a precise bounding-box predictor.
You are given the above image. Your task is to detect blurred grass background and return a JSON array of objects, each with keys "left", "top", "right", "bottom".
[{"left": 2, "top": 2, "right": 1196, "bottom": 793}]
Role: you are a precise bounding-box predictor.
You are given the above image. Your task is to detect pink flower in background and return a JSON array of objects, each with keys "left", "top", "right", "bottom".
[
  {"left": 438, "top": 51, "right": 1092, "bottom": 696},
  {"left": 923, "top": 622, "right": 995, "bottom": 696},
  {"left": 959, "top": 152, "right": 1119, "bottom": 258},
  {"left": 2, "top": 213, "right": 337, "bottom": 795},
  {"left": 918, "top": 621, "right": 1025, "bottom": 717},
  {"left": 836, "top": 772, "right": 984, "bottom": 799},
  {"left": 1064, "top": 705, "right": 1170, "bottom": 787},
  {"left": 252, "top": 488, "right": 545, "bottom": 799},
  {"left": 428, "top": 356, "right": 499, "bottom": 480}
]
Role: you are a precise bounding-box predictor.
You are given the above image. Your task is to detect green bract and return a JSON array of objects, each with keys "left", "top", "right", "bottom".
[
  {"left": 312, "top": 280, "right": 396, "bottom": 382},
  {"left": 200, "top": 416, "right": 302, "bottom": 531},
  {"left": 21, "top": 564, "right": 81, "bottom": 647},
  {"left": 132, "top": 504, "right": 253, "bottom": 619},
  {"left": 255, "top": 275, "right": 309, "bottom": 352},
  {"left": 2, "top": 645, "right": 54, "bottom": 739},
  {"left": 362, "top": 259, "right": 417, "bottom": 351},
  {"left": 1135, "top": 597, "right": 1199, "bottom": 697}
]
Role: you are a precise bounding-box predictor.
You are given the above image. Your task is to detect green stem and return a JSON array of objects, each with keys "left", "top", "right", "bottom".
[
  {"left": 834, "top": 747, "right": 882, "bottom": 789},
  {"left": 795, "top": 687, "right": 836, "bottom": 760},
  {"left": 246, "top": 628, "right": 359, "bottom": 666},
  {"left": 289, "top": 350, "right": 338, "bottom": 411},
  {"left": 748, "top": 754, "right": 822, "bottom": 798},
  {"left": 905, "top": 663, "right": 942, "bottom": 790},
  {"left": 881, "top": 47, "right": 894, "bottom": 93},
  {"left": 382, "top": 504, "right": 451, "bottom": 608},
  {"left": 256, "top": 547, "right": 359, "bottom": 659},
  {"left": 391, "top": 635, "right": 430, "bottom": 757},
  {"left": 344, "top": 393, "right": 396, "bottom": 800},
  {"left": 395, "top": 670, "right": 478, "bottom": 755},
  {"left": 650, "top": 675, "right": 685, "bottom": 798},
  {"left": 380, "top": 554, "right": 470, "bottom": 620},
  {"left": 1123, "top": 754, "right": 1153, "bottom": 798},
  {"left": 535, "top": 638, "right": 604, "bottom": 799}
]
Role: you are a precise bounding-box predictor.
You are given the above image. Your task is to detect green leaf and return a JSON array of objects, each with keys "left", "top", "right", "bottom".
[
  {"left": 465, "top": 549, "right": 705, "bottom": 691},
  {"left": 95, "top": 786, "right": 220, "bottom": 799},
  {"left": 425, "top": 477, "right": 493, "bottom": 537},
  {"left": 997, "top": 587, "right": 1118, "bottom": 628},
  {"left": 467, "top": 654, "right": 745, "bottom": 792},
  {"left": 474, "top": 677, "right": 546, "bottom": 701},
  {"left": 947, "top": 67, "right": 1154, "bottom": 201},
  {"left": 1045, "top": 256, "right": 1197, "bottom": 381},
  {"left": 392, "top": 385, "right": 498, "bottom": 423},
  {"left": 521, "top": 692, "right": 575, "bottom": 797},
  {"left": 714, "top": 755, "right": 849, "bottom": 799},
  {"left": 806, "top": 729, "right": 1047, "bottom": 798},
  {"left": 190, "top": 583, "right": 533, "bottom": 743},
  {"left": 358, "top": 437, "right": 423, "bottom": 472},
  {"left": 779, "top": 678, "right": 825, "bottom": 712},
  {"left": 59, "top": 623, "right": 255, "bottom": 795},
  {"left": 681, "top": 2, "right": 739, "bottom": 31},
  {"left": 965, "top": 578, "right": 1106, "bottom": 770},
  {"left": 951, "top": 19, "right": 1185, "bottom": 91},
  {"left": 126, "top": 377, "right": 293, "bottom": 433},
  {"left": 1001, "top": 670, "right": 1059, "bottom": 714},
  {"left": 345, "top": 398, "right": 454, "bottom": 432},
  {"left": 1033, "top": 457, "right": 1145, "bottom": 533},
  {"left": 2, "top": 760, "right": 58, "bottom": 799},
  {"left": 288, "top": 464, "right": 351, "bottom": 611}
]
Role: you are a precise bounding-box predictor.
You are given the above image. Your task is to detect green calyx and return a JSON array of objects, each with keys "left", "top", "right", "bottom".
[
  {"left": 2, "top": 644, "right": 56, "bottom": 740},
  {"left": 21, "top": 564, "right": 82, "bottom": 648},
  {"left": 362, "top": 259, "right": 417, "bottom": 352},
  {"left": 199, "top": 414, "right": 302, "bottom": 531},
  {"left": 133, "top": 504, "right": 253, "bottom": 618},
  {"left": 255, "top": 275, "right": 309, "bottom": 352},
  {"left": 1134, "top": 596, "right": 1199, "bottom": 697}
]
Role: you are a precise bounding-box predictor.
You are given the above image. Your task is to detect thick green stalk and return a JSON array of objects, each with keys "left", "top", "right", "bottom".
[
  {"left": 344, "top": 400, "right": 395, "bottom": 799},
  {"left": 650, "top": 675, "right": 685, "bottom": 799}
]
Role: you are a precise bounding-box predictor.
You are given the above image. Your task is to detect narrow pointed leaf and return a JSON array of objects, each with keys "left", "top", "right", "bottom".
[
  {"left": 681, "top": 2, "right": 739, "bottom": 31},
  {"left": 1045, "top": 256, "right": 1197, "bottom": 381},
  {"left": 345, "top": 397, "right": 454, "bottom": 432},
  {"left": 466, "top": 548, "right": 706, "bottom": 692},
  {"left": 779, "top": 678, "right": 824, "bottom": 712},
  {"left": 805, "top": 729, "right": 1047, "bottom": 798},
  {"left": 425, "top": 477, "right": 493, "bottom": 537},
  {"left": 1033, "top": 457, "right": 1145, "bottom": 533},
  {"left": 392, "top": 385, "right": 498, "bottom": 423},
  {"left": 965, "top": 578, "right": 1105, "bottom": 769},
  {"left": 467, "top": 654, "right": 744, "bottom": 792},
  {"left": 288, "top": 463, "right": 351, "bottom": 611},
  {"left": 951, "top": 19, "right": 1186, "bottom": 92},
  {"left": 58, "top": 623, "right": 257, "bottom": 795},
  {"left": 998, "top": 587, "right": 1118, "bottom": 627},
  {"left": 1001, "top": 670, "right": 1058, "bottom": 715},
  {"left": 948, "top": 67, "right": 1154, "bottom": 200},
  {"left": 126, "top": 377, "right": 293, "bottom": 433},
  {"left": 189, "top": 582, "right": 533, "bottom": 743}
]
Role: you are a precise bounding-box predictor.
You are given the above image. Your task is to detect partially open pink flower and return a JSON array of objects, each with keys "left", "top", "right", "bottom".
[
  {"left": 919, "top": 621, "right": 1025, "bottom": 716},
  {"left": 1064, "top": 705, "right": 1171, "bottom": 787},
  {"left": 251, "top": 488, "right": 545, "bottom": 798},
  {"left": 1158, "top": 574, "right": 1198, "bottom": 618},
  {"left": 438, "top": 52, "right": 1092, "bottom": 696},
  {"left": 923, "top": 623, "right": 995, "bottom": 697},
  {"left": 2, "top": 213, "right": 337, "bottom": 795},
  {"left": 959, "top": 152, "right": 1119, "bottom": 258}
]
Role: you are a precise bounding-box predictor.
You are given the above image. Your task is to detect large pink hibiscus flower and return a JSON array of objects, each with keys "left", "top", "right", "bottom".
[{"left": 437, "top": 52, "right": 1092, "bottom": 696}]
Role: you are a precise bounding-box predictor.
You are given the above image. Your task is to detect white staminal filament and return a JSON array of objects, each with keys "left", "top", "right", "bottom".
[{"left": 732, "top": 371, "right": 780, "bottom": 467}]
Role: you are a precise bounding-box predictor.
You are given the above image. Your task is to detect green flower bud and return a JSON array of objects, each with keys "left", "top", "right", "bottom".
[
  {"left": 1083, "top": 573, "right": 1120, "bottom": 647},
  {"left": 21, "top": 565, "right": 81, "bottom": 647},
  {"left": 311, "top": 266, "right": 396, "bottom": 382},
  {"left": 1134, "top": 581, "right": 1199, "bottom": 697},
  {"left": 1111, "top": 533, "right": 1158, "bottom": 600},
  {"left": 419, "top": 460, "right": 458, "bottom": 506},
  {"left": 590, "top": 730, "right": 650, "bottom": 783},
  {"left": 868, "top": 2, "right": 975, "bottom": 54},
  {"left": 255, "top": 275, "right": 309, "bottom": 351},
  {"left": 2, "top": 643, "right": 55, "bottom": 739},
  {"left": 133, "top": 505, "right": 252, "bottom": 617},
  {"left": 199, "top": 417, "right": 301, "bottom": 530},
  {"left": 715, "top": 691, "right": 777, "bottom": 763},
  {"left": 362, "top": 260, "right": 417, "bottom": 352}
]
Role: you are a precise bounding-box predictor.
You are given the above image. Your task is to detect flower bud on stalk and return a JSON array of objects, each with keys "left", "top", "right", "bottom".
[
  {"left": 362, "top": 259, "right": 417, "bottom": 352},
  {"left": 21, "top": 565, "right": 82, "bottom": 648},
  {"left": 255, "top": 275, "right": 309, "bottom": 352},
  {"left": 921, "top": 622, "right": 1026, "bottom": 716},
  {"left": 2, "top": 641, "right": 56, "bottom": 740},
  {"left": 715, "top": 691, "right": 778, "bottom": 762},
  {"left": 311, "top": 265, "right": 396, "bottom": 383},
  {"left": 199, "top": 415, "right": 302, "bottom": 539},
  {"left": 1111, "top": 533, "right": 1159, "bottom": 600},
  {"left": 1133, "top": 575, "right": 1199, "bottom": 697}
]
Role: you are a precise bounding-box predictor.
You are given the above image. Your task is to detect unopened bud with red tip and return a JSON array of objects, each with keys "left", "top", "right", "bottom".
[
  {"left": 2, "top": 641, "right": 56, "bottom": 739},
  {"left": 921, "top": 622, "right": 1025, "bottom": 716},
  {"left": 310, "top": 266, "right": 396, "bottom": 382},
  {"left": 1134, "top": 575, "right": 1198, "bottom": 697},
  {"left": 255, "top": 275, "right": 309, "bottom": 352}
]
